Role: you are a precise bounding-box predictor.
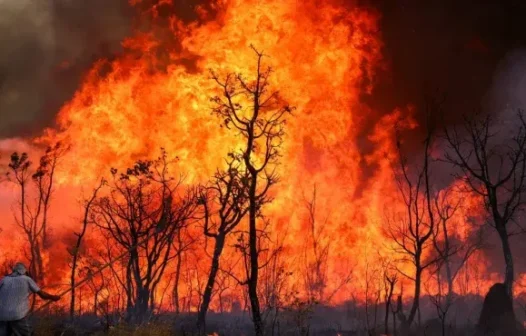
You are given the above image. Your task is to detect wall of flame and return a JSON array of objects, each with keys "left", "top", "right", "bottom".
[{"left": 0, "top": 0, "right": 515, "bottom": 312}]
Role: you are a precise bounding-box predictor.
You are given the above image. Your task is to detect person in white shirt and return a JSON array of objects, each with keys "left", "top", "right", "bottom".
[{"left": 0, "top": 262, "right": 60, "bottom": 336}]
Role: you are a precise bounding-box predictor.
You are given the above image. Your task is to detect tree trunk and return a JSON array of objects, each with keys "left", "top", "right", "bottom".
[
  {"left": 197, "top": 234, "right": 226, "bottom": 333},
  {"left": 129, "top": 247, "right": 150, "bottom": 324},
  {"left": 406, "top": 266, "right": 422, "bottom": 328},
  {"left": 441, "top": 312, "right": 446, "bottom": 336},
  {"left": 174, "top": 250, "right": 182, "bottom": 314},
  {"left": 497, "top": 225, "right": 514, "bottom": 298},
  {"left": 133, "top": 287, "right": 150, "bottom": 324},
  {"left": 248, "top": 176, "right": 264, "bottom": 336},
  {"left": 70, "top": 252, "right": 79, "bottom": 319},
  {"left": 94, "top": 291, "right": 99, "bottom": 316},
  {"left": 34, "top": 241, "right": 44, "bottom": 282},
  {"left": 79, "top": 287, "right": 82, "bottom": 316},
  {"left": 392, "top": 310, "right": 398, "bottom": 336},
  {"left": 385, "top": 282, "right": 394, "bottom": 335}
]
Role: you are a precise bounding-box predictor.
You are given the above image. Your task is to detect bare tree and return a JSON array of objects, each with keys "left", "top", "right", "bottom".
[
  {"left": 260, "top": 250, "right": 291, "bottom": 336},
  {"left": 210, "top": 46, "right": 293, "bottom": 336},
  {"left": 364, "top": 261, "right": 382, "bottom": 336},
  {"left": 443, "top": 110, "right": 526, "bottom": 298},
  {"left": 172, "top": 225, "right": 195, "bottom": 314},
  {"left": 94, "top": 151, "right": 198, "bottom": 323},
  {"left": 427, "top": 186, "right": 484, "bottom": 335},
  {"left": 197, "top": 154, "right": 250, "bottom": 333},
  {"left": 302, "top": 185, "right": 331, "bottom": 303},
  {"left": 69, "top": 178, "right": 105, "bottom": 319},
  {"left": 386, "top": 101, "right": 443, "bottom": 329},
  {"left": 382, "top": 260, "right": 398, "bottom": 335},
  {"left": 6, "top": 144, "right": 65, "bottom": 283}
]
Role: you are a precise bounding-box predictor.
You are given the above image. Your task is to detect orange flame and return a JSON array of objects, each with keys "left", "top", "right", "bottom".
[{"left": 0, "top": 0, "right": 512, "bottom": 313}]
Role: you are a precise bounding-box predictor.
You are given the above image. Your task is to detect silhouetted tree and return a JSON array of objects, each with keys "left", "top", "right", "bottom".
[
  {"left": 210, "top": 46, "right": 293, "bottom": 336},
  {"left": 428, "top": 186, "right": 484, "bottom": 336},
  {"left": 444, "top": 110, "right": 526, "bottom": 298},
  {"left": 197, "top": 154, "right": 250, "bottom": 333},
  {"left": 386, "top": 99, "right": 443, "bottom": 329},
  {"left": 69, "top": 178, "right": 105, "bottom": 319},
  {"left": 172, "top": 223, "right": 195, "bottom": 314},
  {"left": 302, "top": 185, "right": 331, "bottom": 303},
  {"left": 94, "top": 150, "right": 198, "bottom": 323},
  {"left": 382, "top": 260, "right": 398, "bottom": 335},
  {"left": 6, "top": 143, "right": 65, "bottom": 283}
]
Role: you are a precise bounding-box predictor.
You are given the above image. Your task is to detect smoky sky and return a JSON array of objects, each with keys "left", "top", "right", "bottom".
[
  {"left": 0, "top": 0, "right": 131, "bottom": 137},
  {"left": 365, "top": 0, "right": 526, "bottom": 127},
  {"left": 0, "top": 0, "right": 202, "bottom": 138},
  {"left": 1, "top": 0, "right": 526, "bottom": 138}
]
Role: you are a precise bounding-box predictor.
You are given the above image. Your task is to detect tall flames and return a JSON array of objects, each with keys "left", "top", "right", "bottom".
[{"left": 0, "top": 0, "right": 515, "bottom": 314}]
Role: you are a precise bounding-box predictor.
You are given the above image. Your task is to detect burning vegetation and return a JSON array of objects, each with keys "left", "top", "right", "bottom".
[{"left": 1, "top": 0, "right": 526, "bottom": 335}]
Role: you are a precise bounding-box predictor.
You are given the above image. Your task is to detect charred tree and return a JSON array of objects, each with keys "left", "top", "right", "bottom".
[
  {"left": 444, "top": 111, "right": 526, "bottom": 299},
  {"left": 6, "top": 144, "right": 65, "bottom": 283},
  {"left": 302, "top": 185, "right": 331, "bottom": 303},
  {"left": 171, "top": 226, "right": 196, "bottom": 314},
  {"left": 173, "top": 229, "right": 183, "bottom": 314},
  {"left": 197, "top": 155, "right": 250, "bottom": 333},
  {"left": 386, "top": 100, "right": 444, "bottom": 329},
  {"left": 383, "top": 263, "right": 398, "bottom": 335},
  {"left": 428, "top": 187, "right": 484, "bottom": 335},
  {"left": 69, "top": 178, "right": 105, "bottom": 319},
  {"left": 94, "top": 151, "right": 198, "bottom": 323},
  {"left": 210, "top": 46, "right": 293, "bottom": 336}
]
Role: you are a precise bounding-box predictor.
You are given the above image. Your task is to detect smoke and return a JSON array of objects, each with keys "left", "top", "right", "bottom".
[
  {"left": 0, "top": 0, "right": 131, "bottom": 138},
  {"left": 490, "top": 48, "right": 526, "bottom": 118},
  {"left": 480, "top": 48, "right": 526, "bottom": 276}
]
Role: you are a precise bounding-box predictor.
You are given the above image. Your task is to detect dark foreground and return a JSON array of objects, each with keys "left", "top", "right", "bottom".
[{"left": 31, "top": 284, "right": 526, "bottom": 336}]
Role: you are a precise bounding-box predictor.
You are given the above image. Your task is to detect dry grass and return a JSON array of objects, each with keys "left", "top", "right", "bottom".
[
  {"left": 102, "top": 323, "right": 174, "bottom": 336},
  {"left": 33, "top": 318, "right": 175, "bottom": 336},
  {"left": 33, "top": 316, "right": 57, "bottom": 336}
]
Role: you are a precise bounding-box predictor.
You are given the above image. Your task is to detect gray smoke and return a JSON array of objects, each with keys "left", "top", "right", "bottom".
[
  {"left": 490, "top": 48, "right": 526, "bottom": 120},
  {"left": 476, "top": 48, "right": 526, "bottom": 275},
  {"left": 0, "top": 0, "right": 131, "bottom": 138}
]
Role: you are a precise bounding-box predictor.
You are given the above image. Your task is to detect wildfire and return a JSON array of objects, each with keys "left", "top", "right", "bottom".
[{"left": 0, "top": 0, "right": 508, "bottom": 315}]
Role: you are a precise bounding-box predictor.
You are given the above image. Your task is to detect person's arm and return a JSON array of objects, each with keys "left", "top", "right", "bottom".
[
  {"left": 27, "top": 276, "right": 60, "bottom": 301},
  {"left": 36, "top": 290, "right": 61, "bottom": 301}
]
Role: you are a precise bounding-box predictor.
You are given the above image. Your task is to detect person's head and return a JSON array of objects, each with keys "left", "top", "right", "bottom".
[{"left": 12, "top": 262, "right": 27, "bottom": 276}]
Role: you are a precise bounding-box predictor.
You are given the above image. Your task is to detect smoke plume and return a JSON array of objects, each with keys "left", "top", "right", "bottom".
[{"left": 0, "top": 0, "right": 131, "bottom": 138}]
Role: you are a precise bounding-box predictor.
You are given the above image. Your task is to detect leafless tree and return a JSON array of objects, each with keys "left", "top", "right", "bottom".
[
  {"left": 425, "top": 269, "right": 451, "bottom": 336},
  {"left": 258, "top": 226, "right": 292, "bottom": 336},
  {"left": 94, "top": 150, "right": 198, "bottom": 323},
  {"left": 172, "top": 225, "right": 196, "bottom": 314},
  {"left": 81, "top": 263, "right": 106, "bottom": 316},
  {"left": 302, "top": 185, "right": 331, "bottom": 303},
  {"left": 214, "top": 269, "right": 234, "bottom": 313},
  {"left": 443, "top": 110, "right": 526, "bottom": 298},
  {"left": 427, "top": 186, "right": 484, "bottom": 335},
  {"left": 364, "top": 261, "right": 382, "bottom": 336},
  {"left": 98, "top": 235, "right": 128, "bottom": 316},
  {"left": 382, "top": 260, "right": 398, "bottom": 335},
  {"left": 385, "top": 100, "right": 444, "bottom": 329},
  {"left": 69, "top": 178, "right": 105, "bottom": 319},
  {"left": 197, "top": 154, "right": 250, "bottom": 333},
  {"left": 6, "top": 143, "right": 65, "bottom": 283},
  {"left": 210, "top": 46, "right": 293, "bottom": 336}
]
